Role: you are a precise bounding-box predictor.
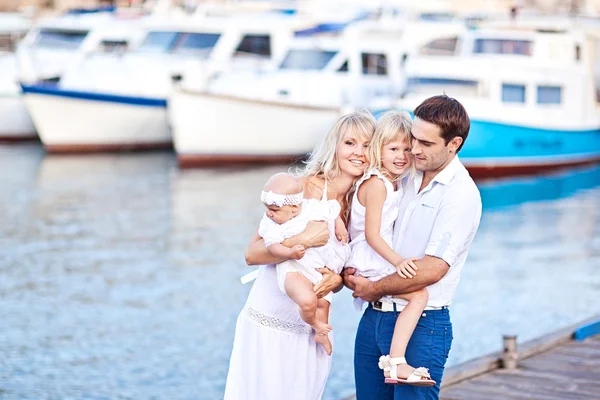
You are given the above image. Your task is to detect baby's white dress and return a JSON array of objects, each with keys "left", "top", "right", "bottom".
[
  {"left": 347, "top": 168, "right": 404, "bottom": 309},
  {"left": 258, "top": 183, "right": 350, "bottom": 302}
]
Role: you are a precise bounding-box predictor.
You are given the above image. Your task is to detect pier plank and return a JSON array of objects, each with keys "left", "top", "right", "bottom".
[
  {"left": 344, "top": 319, "right": 600, "bottom": 400},
  {"left": 439, "top": 333, "right": 600, "bottom": 400}
]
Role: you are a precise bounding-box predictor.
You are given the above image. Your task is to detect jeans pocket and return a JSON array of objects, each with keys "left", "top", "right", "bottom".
[{"left": 444, "top": 327, "right": 453, "bottom": 359}]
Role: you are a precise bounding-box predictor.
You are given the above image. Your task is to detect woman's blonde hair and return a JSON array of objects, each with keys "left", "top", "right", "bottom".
[
  {"left": 295, "top": 110, "right": 376, "bottom": 222},
  {"left": 367, "top": 110, "right": 415, "bottom": 180},
  {"left": 300, "top": 110, "right": 376, "bottom": 180}
]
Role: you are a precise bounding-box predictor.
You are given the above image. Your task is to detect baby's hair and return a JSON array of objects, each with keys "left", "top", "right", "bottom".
[
  {"left": 264, "top": 173, "right": 303, "bottom": 195},
  {"left": 367, "top": 110, "right": 415, "bottom": 180}
]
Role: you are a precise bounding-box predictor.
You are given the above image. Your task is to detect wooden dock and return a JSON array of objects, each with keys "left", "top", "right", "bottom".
[
  {"left": 441, "top": 316, "right": 600, "bottom": 400},
  {"left": 342, "top": 316, "right": 600, "bottom": 400}
]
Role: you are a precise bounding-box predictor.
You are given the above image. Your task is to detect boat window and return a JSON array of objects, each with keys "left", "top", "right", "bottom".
[
  {"left": 419, "top": 12, "right": 455, "bottom": 22},
  {"left": 0, "top": 34, "right": 15, "bottom": 52},
  {"left": 172, "top": 33, "right": 220, "bottom": 58},
  {"left": 34, "top": 29, "right": 89, "bottom": 50},
  {"left": 474, "top": 39, "right": 532, "bottom": 56},
  {"left": 337, "top": 60, "right": 348, "bottom": 72},
  {"left": 575, "top": 44, "right": 581, "bottom": 61},
  {"left": 137, "top": 31, "right": 179, "bottom": 54},
  {"left": 279, "top": 49, "right": 337, "bottom": 70},
  {"left": 99, "top": 40, "right": 128, "bottom": 53},
  {"left": 502, "top": 83, "right": 526, "bottom": 103},
  {"left": 234, "top": 34, "right": 271, "bottom": 57},
  {"left": 537, "top": 86, "right": 561, "bottom": 104},
  {"left": 406, "top": 77, "right": 479, "bottom": 97},
  {"left": 419, "top": 37, "right": 458, "bottom": 56},
  {"left": 362, "top": 53, "right": 387, "bottom": 75}
]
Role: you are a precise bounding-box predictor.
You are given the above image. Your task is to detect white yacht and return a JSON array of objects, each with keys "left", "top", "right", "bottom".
[
  {"left": 169, "top": 16, "right": 466, "bottom": 166},
  {"left": 0, "top": 12, "right": 33, "bottom": 141},
  {"left": 391, "top": 17, "right": 600, "bottom": 178},
  {"left": 20, "top": 8, "right": 344, "bottom": 153}
]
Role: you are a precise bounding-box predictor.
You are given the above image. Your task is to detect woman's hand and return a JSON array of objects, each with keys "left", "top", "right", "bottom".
[
  {"left": 301, "top": 220, "right": 330, "bottom": 248},
  {"left": 314, "top": 268, "right": 343, "bottom": 298}
]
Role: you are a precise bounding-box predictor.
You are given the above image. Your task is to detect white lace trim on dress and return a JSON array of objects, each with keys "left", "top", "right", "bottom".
[{"left": 242, "top": 306, "right": 313, "bottom": 335}]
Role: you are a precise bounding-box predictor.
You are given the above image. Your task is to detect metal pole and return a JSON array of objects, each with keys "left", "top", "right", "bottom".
[{"left": 502, "top": 335, "right": 518, "bottom": 370}]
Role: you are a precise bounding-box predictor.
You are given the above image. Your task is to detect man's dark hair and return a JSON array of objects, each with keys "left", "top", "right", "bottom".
[{"left": 413, "top": 95, "right": 470, "bottom": 152}]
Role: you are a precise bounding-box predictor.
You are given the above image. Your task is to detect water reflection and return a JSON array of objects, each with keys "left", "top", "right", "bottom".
[{"left": 0, "top": 145, "right": 599, "bottom": 400}]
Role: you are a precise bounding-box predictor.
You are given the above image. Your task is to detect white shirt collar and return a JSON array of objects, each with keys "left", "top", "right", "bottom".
[{"left": 412, "top": 156, "right": 462, "bottom": 194}]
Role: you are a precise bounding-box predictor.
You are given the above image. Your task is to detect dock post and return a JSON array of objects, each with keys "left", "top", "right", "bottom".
[{"left": 502, "top": 335, "right": 518, "bottom": 369}]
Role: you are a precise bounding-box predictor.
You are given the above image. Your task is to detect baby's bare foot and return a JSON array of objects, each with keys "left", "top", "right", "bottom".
[
  {"left": 312, "top": 320, "right": 332, "bottom": 336},
  {"left": 315, "top": 333, "right": 332, "bottom": 356}
]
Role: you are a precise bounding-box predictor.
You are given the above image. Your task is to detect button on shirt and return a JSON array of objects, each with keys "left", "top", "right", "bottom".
[{"left": 390, "top": 156, "right": 482, "bottom": 308}]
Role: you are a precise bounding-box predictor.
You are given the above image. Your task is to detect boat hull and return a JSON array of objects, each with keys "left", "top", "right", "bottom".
[
  {"left": 20, "top": 84, "right": 171, "bottom": 153},
  {"left": 170, "top": 88, "right": 341, "bottom": 167},
  {"left": 0, "top": 95, "right": 37, "bottom": 141},
  {"left": 374, "top": 107, "right": 600, "bottom": 178},
  {"left": 460, "top": 119, "right": 600, "bottom": 179}
]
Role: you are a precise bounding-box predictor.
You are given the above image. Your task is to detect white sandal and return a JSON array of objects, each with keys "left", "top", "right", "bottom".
[{"left": 378, "top": 355, "right": 436, "bottom": 387}]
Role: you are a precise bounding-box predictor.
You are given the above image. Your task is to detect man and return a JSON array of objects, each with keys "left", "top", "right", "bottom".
[{"left": 345, "top": 95, "right": 482, "bottom": 400}]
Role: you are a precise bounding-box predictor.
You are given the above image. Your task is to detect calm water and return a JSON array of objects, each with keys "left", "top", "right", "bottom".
[{"left": 1, "top": 144, "right": 599, "bottom": 400}]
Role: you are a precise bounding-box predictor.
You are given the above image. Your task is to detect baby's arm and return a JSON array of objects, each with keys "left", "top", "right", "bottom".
[
  {"left": 267, "top": 242, "right": 306, "bottom": 260},
  {"left": 334, "top": 216, "right": 348, "bottom": 244},
  {"left": 245, "top": 221, "right": 329, "bottom": 266},
  {"left": 361, "top": 177, "right": 417, "bottom": 278}
]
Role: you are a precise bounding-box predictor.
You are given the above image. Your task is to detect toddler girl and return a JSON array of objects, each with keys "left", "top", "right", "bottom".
[
  {"left": 257, "top": 172, "right": 350, "bottom": 355},
  {"left": 348, "top": 111, "right": 435, "bottom": 386}
]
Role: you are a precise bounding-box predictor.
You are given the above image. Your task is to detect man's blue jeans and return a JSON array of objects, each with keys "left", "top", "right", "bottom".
[{"left": 354, "top": 304, "right": 453, "bottom": 400}]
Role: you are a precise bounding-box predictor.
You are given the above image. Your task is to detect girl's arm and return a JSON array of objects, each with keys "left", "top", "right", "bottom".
[
  {"left": 245, "top": 220, "right": 330, "bottom": 266},
  {"left": 362, "top": 177, "right": 404, "bottom": 268}
]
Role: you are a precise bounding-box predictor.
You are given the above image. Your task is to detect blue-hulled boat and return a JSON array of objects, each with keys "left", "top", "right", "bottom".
[{"left": 392, "top": 17, "right": 600, "bottom": 178}]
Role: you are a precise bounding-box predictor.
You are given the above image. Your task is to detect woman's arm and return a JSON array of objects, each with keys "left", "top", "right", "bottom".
[
  {"left": 245, "top": 221, "right": 330, "bottom": 266},
  {"left": 362, "top": 178, "right": 404, "bottom": 267}
]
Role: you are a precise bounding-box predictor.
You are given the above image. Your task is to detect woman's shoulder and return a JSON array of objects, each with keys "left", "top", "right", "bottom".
[{"left": 300, "top": 175, "right": 325, "bottom": 199}]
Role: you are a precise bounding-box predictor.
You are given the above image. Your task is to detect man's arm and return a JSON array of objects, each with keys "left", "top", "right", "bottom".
[{"left": 346, "top": 256, "right": 449, "bottom": 302}]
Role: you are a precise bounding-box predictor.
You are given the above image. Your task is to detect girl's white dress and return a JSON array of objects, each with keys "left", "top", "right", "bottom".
[
  {"left": 225, "top": 184, "right": 347, "bottom": 400},
  {"left": 347, "top": 168, "right": 404, "bottom": 309},
  {"left": 258, "top": 184, "right": 350, "bottom": 302}
]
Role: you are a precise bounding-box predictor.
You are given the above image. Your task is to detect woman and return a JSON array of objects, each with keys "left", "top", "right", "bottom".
[{"left": 224, "top": 111, "right": 376, "bottom": 400}]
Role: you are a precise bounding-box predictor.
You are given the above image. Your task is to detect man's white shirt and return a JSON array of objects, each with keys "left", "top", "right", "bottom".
[{"left": 390, "top": 156, "right": 482, "bottom": 308}]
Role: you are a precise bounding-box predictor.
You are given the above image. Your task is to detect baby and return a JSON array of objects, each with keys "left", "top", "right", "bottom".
[{"left": 258, "top": 172, "right": 350, "bottom": 355}]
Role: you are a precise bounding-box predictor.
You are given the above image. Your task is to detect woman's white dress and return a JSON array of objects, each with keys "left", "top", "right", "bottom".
[
  {"left": 224, "top": 266, "right": 332, "bottom": 400},
  {"left": 225, "top": 184, "right": 344, "bottom": 400}
]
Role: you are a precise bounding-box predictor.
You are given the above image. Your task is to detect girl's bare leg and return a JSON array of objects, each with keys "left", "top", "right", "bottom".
[
  {"left": 315, "top": 298, "right": 332, "bottom": 355},
  {"left": 285, "top": 273, "right": 332, "bottom": 338},
  {"left": 387, "top": 288, "right": 429, "bottom": 379}
]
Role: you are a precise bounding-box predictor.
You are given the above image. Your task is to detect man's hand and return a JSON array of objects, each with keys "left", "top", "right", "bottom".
[
  {"left": 346, "top": 274, "right": 381, "bottom": 302},
  {"left": 301, "top": 220, "right": 330, "bottom": 248},
  {"left": 342, "top": 267, "right": 357, "bottom": 290},
  {"left": 289, "top": 244, "right": 306, "bottom": 260},
  {"left": 314, "top": 268, "right": 342, "bottom": 298}
]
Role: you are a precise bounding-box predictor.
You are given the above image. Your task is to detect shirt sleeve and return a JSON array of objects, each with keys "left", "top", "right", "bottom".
[
  {"left": 258, "top": 216, "right": 285, "bottom": 248},
  {"left": 424, "top": 184, "right": 482, "bottom": 268}
]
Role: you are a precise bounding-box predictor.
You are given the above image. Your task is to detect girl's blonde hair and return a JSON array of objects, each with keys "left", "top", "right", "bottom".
[
  {"left": 300, "top": 110, "right": 376, "bottom": 180},
  {"left": 367, "top": 110, "right": 415, "bottom": 180}
]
